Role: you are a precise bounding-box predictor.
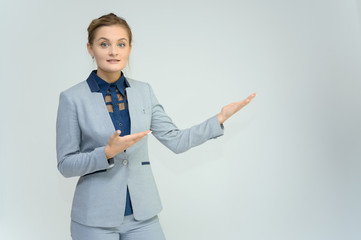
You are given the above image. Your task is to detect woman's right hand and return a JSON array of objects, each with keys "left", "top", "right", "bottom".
[{"left": 105, "top": 130, "right": 151, "bottom": 159}]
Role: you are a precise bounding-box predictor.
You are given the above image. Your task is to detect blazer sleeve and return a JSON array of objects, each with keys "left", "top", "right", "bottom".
[
  {"left": 148, "top": 83, "right": 224, "bottom": 154},
  {"left": 56, "top": 91, "right": 112, "bottom": 178}
]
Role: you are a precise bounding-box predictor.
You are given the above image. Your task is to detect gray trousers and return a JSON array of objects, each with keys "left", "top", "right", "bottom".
[{"left": 71, "top": 215, "right": 166, "bottom": 240}]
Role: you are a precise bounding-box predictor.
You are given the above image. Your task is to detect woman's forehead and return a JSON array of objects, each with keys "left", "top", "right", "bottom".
[{"left": 94, "top": 25, "right": 129, "bottom": 41}]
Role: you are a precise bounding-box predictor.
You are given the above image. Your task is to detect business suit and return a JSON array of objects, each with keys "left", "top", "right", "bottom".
[{"left": 56, "top": 72, "right": 224, "bottom": 228}]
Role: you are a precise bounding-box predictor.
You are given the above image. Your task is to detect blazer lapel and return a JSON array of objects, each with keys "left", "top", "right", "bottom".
[
  {"left": 125, "top": 84, "right": 151, "bottom": 155},
  {"left": 89, "top": 91, "right": 115, "bottom": 140}
]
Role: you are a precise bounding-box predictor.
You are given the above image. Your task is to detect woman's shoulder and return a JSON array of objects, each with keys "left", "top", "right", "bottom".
[
  {"left": 126, "top": 77, "right": 149, "bottom": 88},
  {"left": 59, "top": 81, "right": 89, "bottom": 99},
  {"left": 126, "top": 77, "right": 155, "bottom": 93}
]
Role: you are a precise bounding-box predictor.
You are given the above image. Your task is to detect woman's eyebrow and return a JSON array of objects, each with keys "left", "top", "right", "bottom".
[{"left": 96, "top": 37, "right": 128, "bottom": 42}]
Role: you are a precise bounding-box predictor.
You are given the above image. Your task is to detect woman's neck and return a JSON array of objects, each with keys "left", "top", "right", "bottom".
[{"left": 96, "top": 69, "right": 121, "bottom": 83}]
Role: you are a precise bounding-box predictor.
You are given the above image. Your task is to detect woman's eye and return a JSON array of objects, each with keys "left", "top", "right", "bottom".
[
  {"left": 101, "top": 42, "right": 109, "bottom": 47},
  {"left": 118, "top": 43, "right": 125, "bottom": 47}
]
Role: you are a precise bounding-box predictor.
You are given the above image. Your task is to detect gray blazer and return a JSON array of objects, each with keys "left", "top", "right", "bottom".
[{"left": 56, "top": 73, "right": 224, "bottom": 227}]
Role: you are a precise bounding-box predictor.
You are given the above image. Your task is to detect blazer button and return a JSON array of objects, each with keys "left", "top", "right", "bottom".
[{"left": 122, "top": 159, "right": 128, "bottom": 166}]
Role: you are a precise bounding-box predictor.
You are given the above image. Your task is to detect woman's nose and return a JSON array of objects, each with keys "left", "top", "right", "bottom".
[{"left": 109, "top": 45, "right": 118, "bottom": 56}]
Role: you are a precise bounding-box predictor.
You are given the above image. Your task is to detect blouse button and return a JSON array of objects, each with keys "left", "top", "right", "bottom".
[{"left": 119, "top": 123, "right": 123, "bottom": 126}]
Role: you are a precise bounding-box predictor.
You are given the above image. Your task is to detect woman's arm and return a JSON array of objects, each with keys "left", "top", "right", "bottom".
[
  {"left": 56, "top": 92, "right": 112, "bottom": 178},
  {"left": 148, "top": 84, "right": 255, "bottom": 154}
]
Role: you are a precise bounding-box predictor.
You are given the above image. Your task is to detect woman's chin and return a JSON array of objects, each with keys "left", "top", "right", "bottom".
[{"left": 98, "top": 66, "right": 124, "bottom": 73}]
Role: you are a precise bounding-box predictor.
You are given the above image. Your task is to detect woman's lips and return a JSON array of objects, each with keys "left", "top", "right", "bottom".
[{"left": 107, "top": 59, "right": 120, "bottom": 63}]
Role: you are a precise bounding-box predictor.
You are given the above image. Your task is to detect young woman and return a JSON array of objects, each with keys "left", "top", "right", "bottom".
[{"left": 56, "top": 13, "right": 256, "bottom": 240}]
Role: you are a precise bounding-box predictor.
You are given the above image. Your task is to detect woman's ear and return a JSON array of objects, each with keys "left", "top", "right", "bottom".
[{"left": 87, "top": 42, "right": 94, "bottom": 57}]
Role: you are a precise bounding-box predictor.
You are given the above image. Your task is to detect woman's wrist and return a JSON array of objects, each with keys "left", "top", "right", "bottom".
[
  {"left": 104, "top": 145, "right": 114, "bottom": 159},
  {"left": 217, "top": 113, "right": 225, "bottom": 125}
]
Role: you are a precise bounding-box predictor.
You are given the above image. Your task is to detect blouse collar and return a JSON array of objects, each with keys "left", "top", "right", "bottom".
[{"left": 86, "top": 70, "right": 131, "bottom": 96}]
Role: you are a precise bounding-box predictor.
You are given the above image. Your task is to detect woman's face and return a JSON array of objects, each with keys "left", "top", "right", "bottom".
[{"left": 87, "top": 25, "right": 132, "bottom": 74}]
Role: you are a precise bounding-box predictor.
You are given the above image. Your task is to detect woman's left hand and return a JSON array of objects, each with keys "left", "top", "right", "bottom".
[{"left": 217, "top": 92, "right": 257, "bottom": 124}]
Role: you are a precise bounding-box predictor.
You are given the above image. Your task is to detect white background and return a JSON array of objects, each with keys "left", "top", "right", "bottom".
[{"left": 1, "top": 0, "right": 361, "bottom": 239}]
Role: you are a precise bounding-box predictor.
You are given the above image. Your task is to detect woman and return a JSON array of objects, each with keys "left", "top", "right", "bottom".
[{"left": 56, "top": 13, "right": 256, "bottom": 240}]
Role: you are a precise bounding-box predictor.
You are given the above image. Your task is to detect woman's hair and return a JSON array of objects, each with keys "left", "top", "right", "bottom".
[{"left": 87, "top": 13, "right": 133, "bottom": 45}]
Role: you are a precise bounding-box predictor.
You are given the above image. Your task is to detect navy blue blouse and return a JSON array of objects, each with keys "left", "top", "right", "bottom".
[
  {"left": 92, "top": 70, "right": 131, "bottom": 136},
  {"left": 89, "top": 70, "right": 133, "bottom": 216}
]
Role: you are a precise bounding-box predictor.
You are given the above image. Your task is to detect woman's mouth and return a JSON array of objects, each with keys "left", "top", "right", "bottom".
[{"left": 107, "top": 59, "right": 120, "bottom": 63}]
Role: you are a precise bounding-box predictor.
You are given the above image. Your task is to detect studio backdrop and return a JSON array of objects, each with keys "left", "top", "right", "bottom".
[{"left": 0, "top": 0, "right": 360, "bottom": 239}]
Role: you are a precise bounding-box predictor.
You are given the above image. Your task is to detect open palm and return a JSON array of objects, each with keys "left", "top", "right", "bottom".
[{"left": 217, "top": 93, "right": 257, "bottom": 124}]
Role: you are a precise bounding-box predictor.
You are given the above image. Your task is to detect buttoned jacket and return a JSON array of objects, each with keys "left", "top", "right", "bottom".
[{"left": 56, "top": 72, "right": 224, "bottom": 227}]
